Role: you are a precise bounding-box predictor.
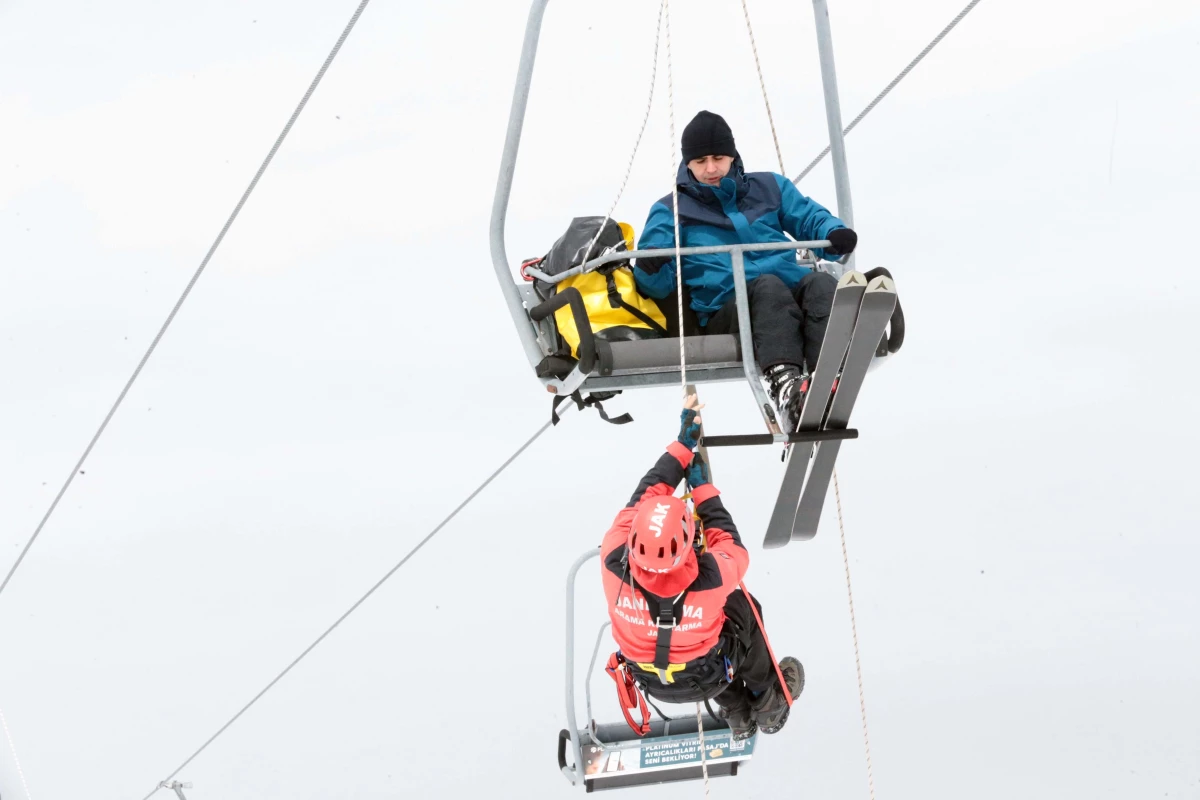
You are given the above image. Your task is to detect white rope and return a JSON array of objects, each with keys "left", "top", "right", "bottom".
[
  {"left": 738, "top": 0, "right": 786, "bottom": 174},
  {"left": 577, "top": 0, "right": 667, "bottom": 274},
  {"left": 664, "top": 0, "right": 687, "bottom": 393},
  {"left": 833, "top": 470, "right": 876, "bottom": 800},
  {"left": 0, "top": 701, "right": 33, "bottom": 800},
  {"left": 695, "top": 702, "right": 711, "bottom": 798},
  {"left": 739, "top": 0, "right": 810, "bottom": 263}
]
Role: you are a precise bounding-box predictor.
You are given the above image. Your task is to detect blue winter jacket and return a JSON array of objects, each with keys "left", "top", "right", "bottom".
[{"left": 633, "top": 158, "right": 847, "bottom": 326}]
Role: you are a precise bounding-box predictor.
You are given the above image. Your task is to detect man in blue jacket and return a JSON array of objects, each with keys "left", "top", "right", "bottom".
[{"left": 634, "top": 110, "right": 858, "bottom": 433}]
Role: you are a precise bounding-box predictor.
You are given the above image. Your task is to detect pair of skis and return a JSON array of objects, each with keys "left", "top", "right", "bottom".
[{"left": 761, "top": 270, "right": 897, "bottom": 549}]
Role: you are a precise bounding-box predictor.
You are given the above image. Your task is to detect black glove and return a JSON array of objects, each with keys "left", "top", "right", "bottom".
[
  {"left": 636, "top": 255, "right": 672, "bottom": 273},
  {"left": 826, "top": 227, "right": 857, "bottom": 256},
  {"left": 686, "top": 451, "right": 711, "bottom": 490},
  {"left": 677, "top": 406, "right": 702, "bottom": 450}
]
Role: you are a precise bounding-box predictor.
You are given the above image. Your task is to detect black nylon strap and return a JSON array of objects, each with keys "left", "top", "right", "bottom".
[
  {"left": 550, "top": 393, "right": 580, "bottom": 426},
  {"left": 551, "top": 390, "right": 633, "bottom": 426},
  {"left": 654, "top": 605, "right": 675, "bottom": 671},
  {"left": 604, "top": 271, "right": 669, "bottom": 337},
  {"left": 585, "top": 393, "right": 633, "bottom": 425},
  {"left": 630, "top": 575, "right": 689, "bottom": 672}
]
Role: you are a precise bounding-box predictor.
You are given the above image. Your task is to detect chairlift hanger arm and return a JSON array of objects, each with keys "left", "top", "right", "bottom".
[{"left": 490, "top": 0, "right": 555, "bottom": 372}]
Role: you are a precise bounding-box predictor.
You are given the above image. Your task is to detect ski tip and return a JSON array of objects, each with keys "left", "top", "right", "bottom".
[
  {"left": 837, "top": 270, "right": 867, "bottom": 288},
  {"left": 866, "top": 274, "right": 895, "bottom": 294}
]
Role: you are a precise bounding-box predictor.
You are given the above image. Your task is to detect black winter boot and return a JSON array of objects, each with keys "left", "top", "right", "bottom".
[
  {"left": 751, "top": 657, "right": 805, "bottom": 734},
  {"left": 715, "top": 686, "right": 758, "bottom": 741}
]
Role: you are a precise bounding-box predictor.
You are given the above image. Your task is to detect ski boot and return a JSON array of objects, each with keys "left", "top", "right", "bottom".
[
  {"left": 715, "top": 689, "right": 758, "bottom": 741},
  {"left": 751, "top": 657, "right": 805, "bottom": 735},
  {"left": 765, "top": 364, "right": 807, "bottom": 437}
]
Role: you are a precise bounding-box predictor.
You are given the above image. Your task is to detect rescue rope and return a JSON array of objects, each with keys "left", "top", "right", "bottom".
[
  {"left": 734, "top": 5, "right": 992, "bottom": 796},
  {"left": 738, "top": 0, "right": 786, "bottom": 174},
  {"left": 667, "top": 9, "right": 702, "bottom": 790},
  {"left": 0, "top": 0, "right": 376, "bottom": 605},
  {"left": 663, "top": 0, "right": 687, "bottom": 394},
  {"left": 793, "top": 0, "right": 987, "bottom": 184},
  {"left": 577, "top": 0, "right": 667, "bottom": 280},
  {"left": 733, "top": 9, "right": 866, "bottom": 784},
  {"left": 833, "top": 471, "right": 876, "bottom": 800},
  {"left": 1, "top": 701, "right": 33, "bottom": 800},
  {"left": 140, "top": 410, "right": 565, "bottom": 799}
]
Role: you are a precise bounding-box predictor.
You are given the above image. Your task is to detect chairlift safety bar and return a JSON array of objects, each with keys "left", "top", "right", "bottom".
[{"left": 523, "top": 239, "right": 831, "bottom": 286}]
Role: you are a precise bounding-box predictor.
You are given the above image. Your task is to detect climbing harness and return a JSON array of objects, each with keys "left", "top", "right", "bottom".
[{"left": 605, "top": 652, "right": 652, "bottom": 737}]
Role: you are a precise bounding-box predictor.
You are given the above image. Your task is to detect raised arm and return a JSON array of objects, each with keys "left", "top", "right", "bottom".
[
  {"left": 601, "top": 397, "right": 704, "bottom": 557},
  {"left": 686, "top": 452, "right": 749, "bottom": 585},
  {"left": 774, "top": 175, "right": 855, "bottom": 262}
]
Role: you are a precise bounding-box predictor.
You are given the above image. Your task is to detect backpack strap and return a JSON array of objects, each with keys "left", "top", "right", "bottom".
[
  {"left": 603, "top": 270, "right": 669, "bottom": 336},
  {"left": 551, "top": 390, "right": 633, "bottom": 426}
]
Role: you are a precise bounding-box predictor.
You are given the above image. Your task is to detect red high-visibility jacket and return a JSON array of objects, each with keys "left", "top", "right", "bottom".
[{"left": 600, "top": 441, "right": 749, "bottom": 666}]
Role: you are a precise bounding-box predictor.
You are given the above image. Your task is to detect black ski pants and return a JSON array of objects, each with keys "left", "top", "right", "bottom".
[
  {"left": 718, "top": 589, "right": 779, "bottom": 698},
  {"left": 705, "top": 271, "right": 838, "bottom": 372}
]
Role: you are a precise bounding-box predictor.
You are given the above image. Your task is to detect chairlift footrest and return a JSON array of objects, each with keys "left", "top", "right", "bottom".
[{"left": 700, "top": 429, "right": 858, "bottom": 448}]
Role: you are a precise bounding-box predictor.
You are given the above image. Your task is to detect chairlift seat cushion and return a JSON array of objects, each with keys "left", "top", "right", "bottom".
[{"left": 595, "top": 335, "right": 741, "bottom": 377}]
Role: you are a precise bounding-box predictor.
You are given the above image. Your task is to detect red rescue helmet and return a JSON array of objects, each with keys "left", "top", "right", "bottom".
[{"left": 627, "top": 495, "right": 695, "bottom": 574}]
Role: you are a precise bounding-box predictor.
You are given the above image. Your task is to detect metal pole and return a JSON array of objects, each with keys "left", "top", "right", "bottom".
[
  {"left": 812, "top": 0, "right": 856, "bottom": 269},
  {"left": 489, "top": 0, "right": 554, "bottom": 370},
  {"left": 583, "top": 621, "right": 613, "bottom": 746},
  {"left": 730, "top": 251, "right": 784, "bottom": 438},
  {"left": 527, "top": 238, "right": 831, "bottom": 286},
  {"left": 563, "top": 547, "right": 600, "bottom": 784}
]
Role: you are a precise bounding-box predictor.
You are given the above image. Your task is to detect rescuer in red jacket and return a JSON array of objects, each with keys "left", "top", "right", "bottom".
[{"left": 601, "top": 395, "right": 805, "bottom": 739}]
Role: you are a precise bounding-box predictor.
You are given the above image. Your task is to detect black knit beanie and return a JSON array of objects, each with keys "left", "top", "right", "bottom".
[{"left": 681, "top": 110, "right": 737, "bottom": 163}]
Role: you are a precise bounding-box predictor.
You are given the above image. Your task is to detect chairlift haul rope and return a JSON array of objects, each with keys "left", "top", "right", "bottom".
[
  {"left": 0, "top": 0, "right": 377, "bottom": 604},
  {"left": 142, "top": 410, "right": 564, "bottom": 798},
  {"left": 794, "top": 0, "right": 987, "bottom": 184}
]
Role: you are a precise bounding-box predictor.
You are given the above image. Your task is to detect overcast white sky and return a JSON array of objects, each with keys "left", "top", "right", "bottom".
[{"left": 2, "top": 0, "right": 1199, "bottom": 798}]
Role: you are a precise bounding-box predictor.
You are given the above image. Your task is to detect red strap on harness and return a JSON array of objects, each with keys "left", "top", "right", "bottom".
[
  {"left": 740, "top": 581, "right": 794, "bottom": 707},
  {"left": 605, "top": 653, "right": 651, "bottom": 737}
]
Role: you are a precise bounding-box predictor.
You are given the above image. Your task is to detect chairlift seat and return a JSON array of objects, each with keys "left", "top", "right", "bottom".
[
  {"left": 559, "top": 549, "right": 758, "bottom": 792},
  {"left": 559, "top": 717, "right": 756, "bottom": 793}
]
